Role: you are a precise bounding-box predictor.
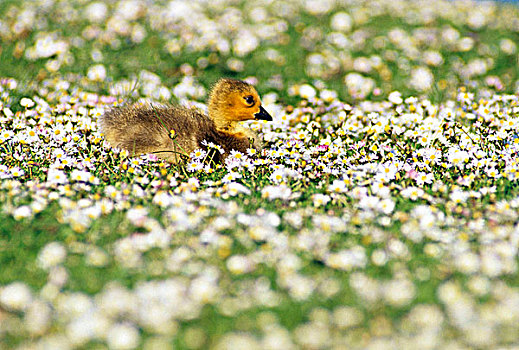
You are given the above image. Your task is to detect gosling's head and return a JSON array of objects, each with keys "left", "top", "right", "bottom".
[{"left": 208, "top": 78, "right": 272, "bottom": 129}]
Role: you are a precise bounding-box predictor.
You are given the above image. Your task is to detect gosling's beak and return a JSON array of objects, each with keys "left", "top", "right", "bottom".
[{"left": 254, "top": 106, "right": 273, "bottom": 121}]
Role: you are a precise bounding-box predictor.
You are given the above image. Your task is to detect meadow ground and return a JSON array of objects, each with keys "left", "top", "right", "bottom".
[{"left": 1, "top": 0, "right": 519, "bottom": 349}]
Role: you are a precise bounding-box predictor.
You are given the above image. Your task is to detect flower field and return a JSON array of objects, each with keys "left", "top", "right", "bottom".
[{"left": 1, "top": 0, "right": 519, "bottom": 349}]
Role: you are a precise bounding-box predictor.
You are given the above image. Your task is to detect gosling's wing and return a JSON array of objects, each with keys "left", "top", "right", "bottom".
[
  {"left": 100, "top": 103, "right": 168, "bottom": 154},
  {"left": 100, "top": 102, "right": 218, "bottom": 163}
]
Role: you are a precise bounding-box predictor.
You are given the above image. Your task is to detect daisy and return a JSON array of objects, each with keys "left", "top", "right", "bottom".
[
  {"left": 0, "top": 129, "right": 14, "bottom": 142},
  {"left": 191, "top": 148, "right": 206, "bottom": 160},
  {"left": 312, "top": 193, "right": 331, "bottom": 207},
  {"left": 327, "top": 179, "right": 347, "bottom": 193},
  {"left": 20, "top": 97, "right": 35, "bottom": 108},
  {"left": 47, "top": 168, "right": 68, "bottom": 185},
  {"left": 10, "top": 167, "right": 24, "bottom": 177},
  {"left": 70, "top": 170, "right": 92, "bottom": 182},
  {"left": 187, "top": 160, "right": 203, "bottom": 172},
  {"left": 270, "top": 169, "right": 285, "bottom": 184},
  {"left": 415, "top": 171, "right": 434, "bottom": 186},
  {"left": 401, "top": 187, "right": 424, "bottom": 201},
  {"left": 376, "top": 161, "right": 399, "bottom": 182}
]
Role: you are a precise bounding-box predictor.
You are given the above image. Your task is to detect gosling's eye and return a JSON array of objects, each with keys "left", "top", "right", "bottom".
[{"left": 244, "top": 95, "right": 254, "bottom": 105}]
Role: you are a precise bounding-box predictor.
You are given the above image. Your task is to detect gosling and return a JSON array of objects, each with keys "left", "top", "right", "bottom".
[{"left": 100, "top": 78, "right": 272, "bottom": 164}]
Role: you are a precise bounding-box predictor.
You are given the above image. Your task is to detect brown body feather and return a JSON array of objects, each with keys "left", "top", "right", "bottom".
[
  {"left": 100, "top": 78, "right": 271, "bottom": 164},
  {"left": 101, "top": 103, "right": 256, "bottom": 163}
]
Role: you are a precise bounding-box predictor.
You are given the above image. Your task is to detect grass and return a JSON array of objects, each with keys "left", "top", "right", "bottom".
[{"left": 1, "top": 0, "right": 519, "bottom": 349}]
